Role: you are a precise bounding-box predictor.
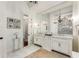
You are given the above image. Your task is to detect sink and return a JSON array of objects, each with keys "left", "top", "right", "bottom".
[{"left": 45, "top": 34, "right": 52, "bottom": 36}]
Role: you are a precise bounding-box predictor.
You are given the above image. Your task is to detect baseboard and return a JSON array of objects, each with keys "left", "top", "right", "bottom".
[
  {"left": 51, "top": 50, "right": 71, "bottom": 57},
  {"left": 34, "top": 44, "right": 42, "bottom": 47}
]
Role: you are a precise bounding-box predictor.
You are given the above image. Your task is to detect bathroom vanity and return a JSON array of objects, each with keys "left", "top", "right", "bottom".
[
  {"left": 34, "top": 34, "right": 72, "bottom": 56},
  {"left": 51, "top": 35, "right": 72, "bottom": 56}
]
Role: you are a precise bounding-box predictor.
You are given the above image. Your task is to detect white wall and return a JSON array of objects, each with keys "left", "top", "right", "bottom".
[
  {"left": 0, "top": 2, "right": 7, "bottom": 57},
  {"left": 0, "top": 1, "right": 29, "bottom": 57},
  {"left": 5, "top": 2, "right": 23, "bottom": 54}
]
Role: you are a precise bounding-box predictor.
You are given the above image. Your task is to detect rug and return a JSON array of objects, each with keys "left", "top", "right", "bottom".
[{"left": 25, "top": 48, "right": 69, "bottom": 58}]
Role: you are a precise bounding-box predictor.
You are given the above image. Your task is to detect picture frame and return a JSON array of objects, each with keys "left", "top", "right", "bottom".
[
  {"left": 14, "top": 19, "right": 21, "bottom": 29},
  {"left": 7, "top": 17, "right": 14, "bottom": 29},
  {"left": 7, "top": 17, "right": 21, "bottom": 29}
]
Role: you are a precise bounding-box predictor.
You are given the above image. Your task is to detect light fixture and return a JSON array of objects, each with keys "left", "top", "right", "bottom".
[
  {"left": 27, "top": 1, "right": 38, "bottom": 8},
  {"left": 29, "top": 1, "right": 38, "bottom": 4},
  {"left": 58, "top": 15, "right": 62, "bottom": 23},
  {"left": 58, "top": 10, "right": 62, "bottom": 23}
]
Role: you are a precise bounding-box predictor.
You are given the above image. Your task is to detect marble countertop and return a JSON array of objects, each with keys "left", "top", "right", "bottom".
[
  {"left": 51, "top": 35, "right": 73, "bottom": 39},
  {"left": 34, "top": 34, "right": 73, "bottom": 39}
]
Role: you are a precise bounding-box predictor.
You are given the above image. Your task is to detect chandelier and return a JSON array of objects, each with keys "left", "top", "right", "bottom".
[{"left": 58, "top": 10, "right": 62, "bottom": 23}]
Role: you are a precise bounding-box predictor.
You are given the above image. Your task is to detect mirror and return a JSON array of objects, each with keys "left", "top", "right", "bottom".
[
  {"left": 58, "top": 15, "right": 73, "bottom": 35},
  {"left": 33, "top": 13, "right": 49, "bottom": 35}
]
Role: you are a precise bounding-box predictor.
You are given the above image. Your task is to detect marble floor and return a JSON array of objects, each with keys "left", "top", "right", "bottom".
[
  {"left": 72, "top": 51, "right": 79, "bottom": 58},
  {"left": 7, "top": 44, "right": 79, "bottom": 58},
  {"left": 7, "top": 45, "right": 40, "bottom": 58}
]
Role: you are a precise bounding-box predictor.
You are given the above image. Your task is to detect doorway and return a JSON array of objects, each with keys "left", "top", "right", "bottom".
[{"left": 23, "top": 17, "right": 28, "bottom": 47}]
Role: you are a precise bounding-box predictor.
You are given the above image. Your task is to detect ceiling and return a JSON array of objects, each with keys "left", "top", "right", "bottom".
[{"left": 27, "top": 1, "right": 64, "bottom": 13}]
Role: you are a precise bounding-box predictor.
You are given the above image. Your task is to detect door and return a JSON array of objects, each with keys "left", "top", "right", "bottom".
[
  {"left": 28, "top": 19, "right": 33, "bottom": 46},
  {"left": 34, "top": 37, "right": 39, "bottom": 45},
  {"left": 23, "top": 17, "right": 29, "bottom": 47}
]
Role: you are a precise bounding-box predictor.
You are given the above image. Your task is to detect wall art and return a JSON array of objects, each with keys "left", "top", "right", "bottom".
[{"left": 7, "top": 17, "right": 21, "bottom": 29}]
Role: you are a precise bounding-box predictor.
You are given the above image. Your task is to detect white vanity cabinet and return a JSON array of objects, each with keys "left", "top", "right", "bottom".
[
  {"left": 34, "top": 36, "right": 43, "bottom": 46},
  {"left": 34, "top": 36, "right": 51, "bottom": 51},
  {"left": 51, "top": 37, "right": 72, "bottom": 56},
  {"left": 42, "top": 36, "right": 51, "bottom": 51},
  {"left": 34, "top": 35, "right": 72, "bottom": 56},
  {"left": 52, "top": 38, "right": 60, "bottom": 51}
]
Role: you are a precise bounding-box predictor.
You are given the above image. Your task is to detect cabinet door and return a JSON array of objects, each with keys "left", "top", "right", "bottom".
[
  {"left": 34, "top": 37, "right": 42, "bottom": 45},
  {"left": 52, "top": 39, "right": 60, "bottom": 51},
  {"left": 34, "top": 37, "right": 37, "bottom": 44},
  {"left": 59, "top": 39, "right": 69, "bottom": 54},
  {"left": 42, "top": 37, "right": 51, "bottom": 50},
  {"left": 38, "top": 37, "right": 42, "bottom": 45},
  {"left": 34, "top": 37, "right": 39, "bottom": 45}
]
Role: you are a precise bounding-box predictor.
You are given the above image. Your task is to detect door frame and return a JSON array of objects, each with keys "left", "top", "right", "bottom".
[{"left": 76, "top": 25, "right": 79, "bottom": 52}]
